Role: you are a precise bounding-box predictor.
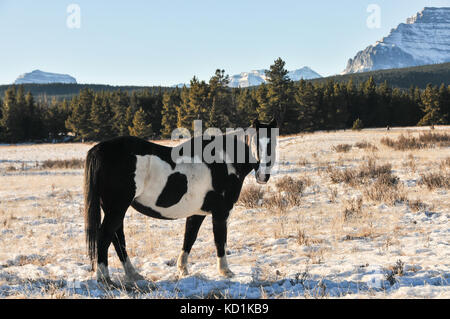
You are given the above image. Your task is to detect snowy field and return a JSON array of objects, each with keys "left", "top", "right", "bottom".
[{"left": 0, "top": 127, "right": 449, "bottom": 299}]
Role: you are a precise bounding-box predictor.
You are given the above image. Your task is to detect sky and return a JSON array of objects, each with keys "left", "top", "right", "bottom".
[{"left": 0, "top": 0, "right": 449, "bottom": 86}]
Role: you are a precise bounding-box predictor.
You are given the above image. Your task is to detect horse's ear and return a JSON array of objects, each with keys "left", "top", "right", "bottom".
[
  {"left": 269, "top": 118, "right": 277, "bottom": 128},
  {"left": 252, "top": 118, "right": 260, "bottom": 128}
]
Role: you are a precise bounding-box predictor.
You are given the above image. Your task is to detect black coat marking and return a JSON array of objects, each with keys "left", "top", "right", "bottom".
[
  {"left": 131, "top": 200, "right": 174, "bottom": 220},
  {"left": 156, "top": 172, "right": 188, "bottom": 208}
]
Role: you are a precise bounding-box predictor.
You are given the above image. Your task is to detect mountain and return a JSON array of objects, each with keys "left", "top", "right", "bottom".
[
  {"left": 15, "top": 70, "right": 77, "bottom": 84},
  {"left": 343, "top": 7, "right": 450, "bottom": 74},
  {"left": 228, "top": 67, "right": 321, "bottom": 88}
]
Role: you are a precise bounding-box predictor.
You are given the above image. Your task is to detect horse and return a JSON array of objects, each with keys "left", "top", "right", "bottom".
[{"left": 84, "top": 118, "right": 277, "bottom": 286}]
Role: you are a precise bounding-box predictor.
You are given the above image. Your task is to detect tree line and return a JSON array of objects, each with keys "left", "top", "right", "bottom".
[{"left": 0, "top": 58, "right": 449, "bottom": 143}]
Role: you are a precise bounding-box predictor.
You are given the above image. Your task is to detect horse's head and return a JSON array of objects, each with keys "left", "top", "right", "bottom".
[{"left": 250, "top": 118, "right": 278, "bottom": 185}]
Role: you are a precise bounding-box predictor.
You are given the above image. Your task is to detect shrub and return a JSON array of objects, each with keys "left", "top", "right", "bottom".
[
  {"left": 328, "top": 158, "right": 393, "bottom": 187},
  {"left": 332, "top": 144, "right": 352, "bottom": 153},
  {"left": 381, "top": 132, "right": 450, "bottom": 150},
  {"left": 354, "top": 141, "right": 378, "bottom": 151},
  {"left": 363, "top": 176, "right": 406, "bottom": 205},
  {"left": 237, "top": 185, "right": 264, "bottom": 208},
  {"left": 275, "top": 176, "right": 306, "bottom": 206},
  {"left": 352, "top": 119, "right": 364, "bottom": 131},
  {"left": 419, "top": 172, "right": 450, "bottom": 190},
  {"left": 342, "top": 198, "right": 363, "bottom": 221},
  {"left": 41, "top": 158, "right": 85, "bottom": 169}
]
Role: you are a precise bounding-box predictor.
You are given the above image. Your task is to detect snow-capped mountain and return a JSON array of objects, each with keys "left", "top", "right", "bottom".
[
  {"left": 343, "top": 7, "right": 450, "bottom": 74},
  {"left": 228, "top": 67, "right": 322, "bottom": 88},
  {"left": 15, "top": 70, "right": 77, "bottom": 84}
]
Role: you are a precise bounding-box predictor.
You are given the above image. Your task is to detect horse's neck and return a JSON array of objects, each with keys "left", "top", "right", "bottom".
[{"left": 226, "top": 130, "right": 257, "bottom": 178}]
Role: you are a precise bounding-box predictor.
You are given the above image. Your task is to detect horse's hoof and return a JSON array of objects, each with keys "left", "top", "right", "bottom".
[
  {"left": 125, "top": 272, "right": 145, "bottom": 283},
  {"left": 219, "top": 269, "right": 235, "bottom": 278},
  {"left": 98, "top": 277, "right": 119, "bottom": 289},
  {"left": 178, "top": 267, "right": 189, "bottom": 278}
]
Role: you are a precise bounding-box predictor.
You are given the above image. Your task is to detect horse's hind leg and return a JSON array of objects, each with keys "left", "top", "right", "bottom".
[
  {"left": 96, "top": 207, "right": 128, "bottom": 286},
  {"left": 112, "top": 224, "right": 144, "bottom": 282},
  {"left": 177, "top": 215, "right": 206, "bottom": 277}
]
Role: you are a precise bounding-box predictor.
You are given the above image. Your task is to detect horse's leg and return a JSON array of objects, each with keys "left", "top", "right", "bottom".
[
  {"left": 212, "top": 210, "right": 234, "bottom": 278},
  {"left": 96, "top": 208, "right": 127, "bottom": 286},
  {"left": 177, "top": 215, "right": 206, "bottom": 277},
  {"left": 112, "top": 224, "right": 144, "bottom": 282}
]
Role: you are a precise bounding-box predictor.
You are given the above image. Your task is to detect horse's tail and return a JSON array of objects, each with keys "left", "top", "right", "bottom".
[{"left": 84, "top": 148, "right": 101, "bottom": 269}]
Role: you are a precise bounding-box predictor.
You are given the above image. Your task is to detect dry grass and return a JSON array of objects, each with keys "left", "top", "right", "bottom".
[
  {"left": 41, "top": 158, "right": 85, "bottom": 169},
  {"left": 237, "top": 185, "right": 264, "bottom": 208},
  {"left": 419, "top": 172, "right": 450, "bottom": 190},
  {"left": 328, "top": 158, "right": 393, "bottom": 187},
  {"left": 407, "top": 199, "right": 428, "bottom": 212},
  {"left": 440, "top": 157, "right": 450, "bottom": 169},
  {"left": 332, "top": 144, "right": 352, "bottom": 153},
  {"left": 274, "top": 176, "right": 307, "bottom": 206},
  {"left": 381, "top": 132, "right": 450, "bottom": 150},
  {"left": 354, "top": 141, "right": 378, "bottom": 151},
  {"left": 363, "top": 175, "right": 406, "bottom": 205},
  {"left": 342, "top": 197, "right": 363, "bottom": 221}
]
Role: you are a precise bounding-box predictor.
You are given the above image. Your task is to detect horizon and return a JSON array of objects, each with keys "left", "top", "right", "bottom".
[{"left": 1, "top": 0, "right": 449, "bottom": 86}]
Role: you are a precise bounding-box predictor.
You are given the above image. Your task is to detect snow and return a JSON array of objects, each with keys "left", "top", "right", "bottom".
[
  {"left": 228, "top": 67, "right": 322, "bottom": 88},
  {"left": 344, "top": 7, "right": 450, "bottom": 74},
  {"left": 0, "top": 127, "right": 449, "bottom": 298},
  {"left": 14, "top": 70, "right": 77, "bottom": 84}
]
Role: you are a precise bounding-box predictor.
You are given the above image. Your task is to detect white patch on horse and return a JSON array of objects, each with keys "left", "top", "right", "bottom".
[
  {"left": 133, "top": 155, "right": 213, "bottom": 219},
  {"left": 134, "top": 155, "right": 150, "bottom": 197}
]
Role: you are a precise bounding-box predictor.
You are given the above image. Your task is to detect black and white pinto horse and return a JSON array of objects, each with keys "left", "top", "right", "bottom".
[{"left": 84, "top": 119, "right": 277, "bottom": 285}]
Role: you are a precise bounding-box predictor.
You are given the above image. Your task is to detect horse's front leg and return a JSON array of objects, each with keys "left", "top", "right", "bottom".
[
  {"left": 212, "top": 210, "right": 234, "bottom": 278},
  {"left": 177, "top": 215, "right": 206, "bottom": 277}
]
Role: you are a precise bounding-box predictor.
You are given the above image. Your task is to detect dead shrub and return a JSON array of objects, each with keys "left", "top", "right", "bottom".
[
  {"left": 237, "top": 185, "right": 264, "bottom": 208},
  {"left": 296, "top": 229, "right": 309, "bottom": 246},
  {"left": 439, "top": 157, "right": 450, "bottom": 170},
  {"left": 332, "top": 144, "right": 352, "bottom": 153},
  {"left": 381, "top": 132, "right": 450, "bottom": 150},
  {"left": 363, "top": 177, "right": 406, "bottom": 205},
  {"left": 264, "top": 193, "right": 289, "bottom": 213},
  {"left": 342, "top": 197, "right": 363, "bottom": 221},
  {"left": 419, "top": 172, "right": 450, "bottom": 190},
  {"left": 275, "top": 176, "right": 306, "bottom": 206},
  {"left": 328, "top": 158, "right": 393, "bottom": 187},
  {"left": 298, "top": 157, "right": 310, "bottom": 166},
  {"left": 407, "top": 199, "right": 428, "bottom": 212},
  {"left": 354, "top": 141, "right": 378, "bottom": 151},
  {"left": 41, "top": 158, "right": 85, "bottom": 169}
]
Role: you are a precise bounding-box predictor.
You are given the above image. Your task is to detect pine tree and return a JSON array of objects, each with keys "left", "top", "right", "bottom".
[
  {"left": 161, "top": 88, "right": 181, "bottom": 138},
  {"left": 65, "top": 88, "right": 94, "bottom": 140},
  {"left": 236, "top": 88, "right": 258, "bottom": 127},
  {"left": 207, "top": 69, "right": 231, "bottom": 130},
  {"left": 362, "top": 76, "right": 378, "bottom": 127},
  {"left": 89, "top": 94, "right": 114, "bottom": 140},
  {"left": 332, "top": 82, "right": 349, "bottom": 130},
  {"left": 418, "top": 84, "right": 444, "bottom": 126},
  {"left": 0, "top": 86, "right": 24, "bottom": 142},
  {"left": 295, "top": 81, "right": 320, "bottom": 132},
  {"left": 177, "top": 85, "right": 191, "bottom": 130},
  {"left": 110, "top": 90, "right": 130, "bottom": 136},
  {"left": 260, "top": 58, "right": 295, "bottom": 132},
  {"left": 438, "top": 83, "right": 450, "bottom": 124},
  {"left": 129, "top": 108, "right": 153, "bottom": 139},
  {"left": 177, "top": 77, "right": 209, "bottom": 132},
  {"left": 45, "top": 99, "right": 70, "bottom": 139}
]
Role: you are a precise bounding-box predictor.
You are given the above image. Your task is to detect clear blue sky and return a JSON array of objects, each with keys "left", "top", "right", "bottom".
[{"left": 0, "top": 0, "right": 449, "bottom": 86}]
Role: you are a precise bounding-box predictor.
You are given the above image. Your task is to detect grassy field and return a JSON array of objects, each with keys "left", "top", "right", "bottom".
[{"left": 0, "top": 126, "right": 449, "bottom": 298}]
